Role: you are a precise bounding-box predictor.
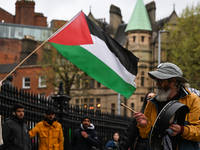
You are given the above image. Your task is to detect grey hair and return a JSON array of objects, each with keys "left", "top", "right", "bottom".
[{"left": 174, "top": 79, "right": 186, "bottom": 90}]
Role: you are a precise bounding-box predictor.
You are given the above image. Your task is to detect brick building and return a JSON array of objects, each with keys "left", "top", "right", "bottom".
[{"left": 0, "top": 0, "right": 53, "bottom": 97}]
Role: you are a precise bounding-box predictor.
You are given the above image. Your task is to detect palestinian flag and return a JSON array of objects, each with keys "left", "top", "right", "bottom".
[{"left": 48, "top": 11, "right": 139, "bottom": 98}]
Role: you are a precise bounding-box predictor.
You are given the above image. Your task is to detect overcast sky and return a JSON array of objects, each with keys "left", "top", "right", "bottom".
[{"left": 1, "top": 0, "right": 199, "bottom": 26}]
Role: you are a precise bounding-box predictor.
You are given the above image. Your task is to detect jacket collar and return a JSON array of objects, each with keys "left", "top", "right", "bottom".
[
  {"left": 179, "top": 86, "right": 190, "bottom": 98},
  {"left": 11, "top": 116, "right": 25, "bottom": 124},
  {"left": 43, "top": 120, "right": 57, "bottom": 127}
]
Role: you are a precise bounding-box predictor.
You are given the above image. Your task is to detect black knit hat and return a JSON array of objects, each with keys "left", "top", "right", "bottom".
[
  {"left": 45, "top": 108, "right": 55, "bottom": 115},
  {"left": 81, "top": 115, "right": 91, "bottom": 123}
]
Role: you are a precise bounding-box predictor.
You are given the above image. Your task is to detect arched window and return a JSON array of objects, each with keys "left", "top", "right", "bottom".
[{"left": 141, "top": 36, "right": 145, "bottom": 42}]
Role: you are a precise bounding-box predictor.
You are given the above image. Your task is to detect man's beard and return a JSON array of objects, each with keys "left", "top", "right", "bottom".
[
  {"left": 83, "top": 123, "right": 89, "bottom": 129},
  {"left": 45, "top": 117, "right": 54, "bottom": 125},
  {"left": 156, "top": 86, "right": 171, "bottom": 102}
]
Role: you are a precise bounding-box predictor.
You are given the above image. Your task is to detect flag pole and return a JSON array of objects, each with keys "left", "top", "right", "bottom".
[{"left": 1, "top": 11, "right": 82, "bottom": 83}]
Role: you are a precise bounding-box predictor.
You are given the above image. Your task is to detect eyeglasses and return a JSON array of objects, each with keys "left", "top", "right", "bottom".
[{"left": 154, "top": 79, "right": 164, "bottom": 85}]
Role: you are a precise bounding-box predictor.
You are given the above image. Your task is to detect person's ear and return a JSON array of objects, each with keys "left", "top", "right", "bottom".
[
  {"left": 170, "top": 78, "right": 177, "bottom": 88},
  {"left": 170, "top": 78, "right": 176, "bottom": 84},
  {"left": 12, "top": 111, "right": 15, "bottom": 115}
]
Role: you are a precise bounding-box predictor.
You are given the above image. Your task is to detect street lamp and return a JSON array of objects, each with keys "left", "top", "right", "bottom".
[{"left": 158, "top": 30, "right": 169, "bottom": 65}]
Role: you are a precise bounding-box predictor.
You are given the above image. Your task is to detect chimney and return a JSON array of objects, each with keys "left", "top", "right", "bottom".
[
  {"left": 108, "top": 4, "right": 122, "bottom": 38},
  {"left": 15, "top": 0, "right": 35, "bottom": 25},
  {"left": 146, "top": 1, "right": 157, "bottom": 31}
]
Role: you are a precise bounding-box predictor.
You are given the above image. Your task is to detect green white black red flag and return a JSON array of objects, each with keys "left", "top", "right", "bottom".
[{"left": 49, "top": 11, "right": 139, "bottom": 98}]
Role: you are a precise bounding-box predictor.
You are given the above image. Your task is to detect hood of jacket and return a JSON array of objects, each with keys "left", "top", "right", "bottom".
[{"left": 80, "top": 123, "right": 95, "bottom": 130}]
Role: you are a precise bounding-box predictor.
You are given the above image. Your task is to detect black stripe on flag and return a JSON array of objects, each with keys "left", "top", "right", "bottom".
[{"left": 85, "top": 14, "right": 139, "bottom": 76}]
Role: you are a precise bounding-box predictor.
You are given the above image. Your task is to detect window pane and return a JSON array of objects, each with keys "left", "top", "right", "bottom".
[
  {"left": 14, "top": 27, "right": 23, "bottom": 39},
  {"left": 131, "top": 103, "right": 134, "bottom": 108},
  {"left": 0, "top": 25, "right": 4, "bottom": 37},
  {"left": 41, "top": 29, "right": 52, "bottom": 41},
  {"left": 96, "top": 98, "right": 100, "bottom": 103},
  {"left": 30, "top": 28, "right": 34, "bottom": 35},
  {"left": 89, "top": 79, "right": 95, "bottom": 88},
  {"left": 33, "top": 29, "right": 41, "bottom": 41},
  {"left": 23, "top": 77, "right": 30, "bottom": 88},
  {"left": 23, "top": 27, "right": 31, "bottom": 36},
  {"left": 25, "top": 77, "right": 30, "bottom": 82},
  {"left": 89, "top": 98, "right": 94, "bottom": 103},
  {"left": 141, "top": 36, "right": 145, "bottom": 42},
  {"left": 6, "top": 26, "right": 12, "bottom": 38},
  {"left": 39, "top": 76, "right": 46, "bottom": 87},
  {"left": 141, "top": 77, "right": 144, "bottom": 86},
  {"left": 1, "top": 25, "right": 7, "bottom": 38},
  {"left": 111, "top": 103, "right": 115, "bottom": 115},
  {"left": 9, "top": 26, "right": 15, "bottom": 38},
  {"left": 133, "top": 36, "right": 136, "bottom": 42},
  {"left": 84, "top": 98, "right": 87, "bottom": 103}
]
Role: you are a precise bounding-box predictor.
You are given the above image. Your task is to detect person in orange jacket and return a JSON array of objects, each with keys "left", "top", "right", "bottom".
[
  {"left": 29, "top": 108, "right": 64, "bottom": 150},
  {"left": 134, "top": 62, "right": 200, "bottom": 150}
]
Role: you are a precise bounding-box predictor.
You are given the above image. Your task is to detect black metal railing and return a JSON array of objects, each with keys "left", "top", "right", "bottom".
[{"left": 0, "top": 84, "right": 131, "bottom": 150}]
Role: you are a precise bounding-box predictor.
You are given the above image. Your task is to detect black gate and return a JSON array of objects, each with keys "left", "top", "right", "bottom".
[{"left": 0, "top": 84, "right": 131, "bottom": 150}]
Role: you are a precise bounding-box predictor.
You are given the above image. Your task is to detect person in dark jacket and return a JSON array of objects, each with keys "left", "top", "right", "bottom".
[
  {"left": 104, "top": 132, "right": 120, "bottom": 150},
  {"left": 2, "top": 103, "right": 31, "bottom": 150},
  {"left": 119, "top": 92, "right": 154, "bottom": 150},
  {"left": 70, "top": 115, "right": 99, "bottom": 150}
]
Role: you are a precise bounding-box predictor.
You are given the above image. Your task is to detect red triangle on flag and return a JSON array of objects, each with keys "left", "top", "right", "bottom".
[{"left": 49, "top": 11, "right": 93, "bottom": 45}]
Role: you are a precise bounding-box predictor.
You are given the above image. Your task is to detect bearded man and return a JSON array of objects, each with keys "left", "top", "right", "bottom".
[
  {"left": 29, "top": 108, "right": 64, "bottom": 150},
  {"left": 70, "top": 115, "right": 99, "bottom": 150},
  {"left": 2, "top": 103, "right": 31, "bottom": 150},
  {"left": 134, "top": 62, "right": 200, "bottom": 150}
]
